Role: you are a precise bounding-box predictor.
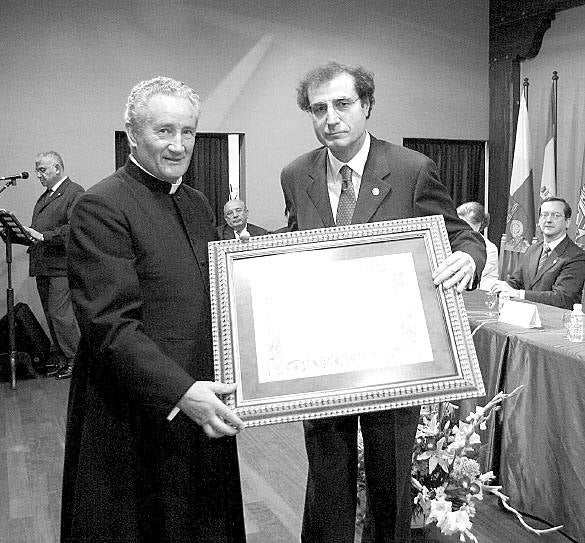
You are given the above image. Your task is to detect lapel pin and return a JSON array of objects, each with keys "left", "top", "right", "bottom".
[{"left": 372, "top": 187, "right": 380, "bottom": 196}]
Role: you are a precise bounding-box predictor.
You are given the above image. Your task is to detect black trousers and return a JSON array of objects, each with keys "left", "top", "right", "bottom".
[
  {"left": 301, "top": 406, "right": 419, "bottom": 543},
  {"left": 36, "top": 276, "right": 80, "bottom": 361}
]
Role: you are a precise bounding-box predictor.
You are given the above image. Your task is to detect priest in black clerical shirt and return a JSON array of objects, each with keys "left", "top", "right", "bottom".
[{"left": 61, "top": 76, "right": 246, "bottom": 543}]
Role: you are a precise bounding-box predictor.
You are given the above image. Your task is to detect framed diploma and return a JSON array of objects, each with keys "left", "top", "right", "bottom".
[{"left": 209, "top": 215, "right": 484, "bottom": 426}]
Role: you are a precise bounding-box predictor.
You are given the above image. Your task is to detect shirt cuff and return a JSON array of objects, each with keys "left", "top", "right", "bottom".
[
  {"left": 465, "top": 254, "right": 477, "bottom": 290},
  {"left": 167, "top": 406, "right": 180, "bottom": 421}
]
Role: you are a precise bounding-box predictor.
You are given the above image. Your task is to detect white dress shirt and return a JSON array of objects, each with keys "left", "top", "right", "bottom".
[{"left": 326, "top": 132, "right": 371, "bottom": 216}]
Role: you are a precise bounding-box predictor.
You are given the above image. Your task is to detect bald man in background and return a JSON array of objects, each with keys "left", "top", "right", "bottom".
[{"left": 217, "top": 199, "right": 268, "bottom": 240}]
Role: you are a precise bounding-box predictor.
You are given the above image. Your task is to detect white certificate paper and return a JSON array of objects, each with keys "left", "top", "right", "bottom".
[{"left": 250, "top": 252, "right": 433, "bottom": 383}]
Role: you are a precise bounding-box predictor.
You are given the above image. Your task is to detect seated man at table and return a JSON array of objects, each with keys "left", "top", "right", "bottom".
[
  {"left": 491, "top": 197, "right": 585, "bottom": 309},
  {"left": 218, "top": 199, "right": 268, "bottom": 240}
]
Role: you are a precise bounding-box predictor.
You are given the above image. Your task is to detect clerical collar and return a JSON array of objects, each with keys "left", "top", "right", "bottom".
[{"left": 129, "top": 155, "right": 182, "bottom": 194}]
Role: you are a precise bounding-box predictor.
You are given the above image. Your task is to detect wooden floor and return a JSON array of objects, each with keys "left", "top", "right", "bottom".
[{"left": 0, "top": 374, "right": 573, "bottom": 543}]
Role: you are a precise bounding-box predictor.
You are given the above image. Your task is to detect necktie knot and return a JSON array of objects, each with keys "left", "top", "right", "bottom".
[{"left": 340, "top": 165, "right": 352, "bottom": 189}]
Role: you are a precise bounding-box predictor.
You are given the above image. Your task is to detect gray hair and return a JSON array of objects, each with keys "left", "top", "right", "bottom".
[
  {"left": 36, "top": 151, "right": 64, "bottom": 170},
  {"left": 124, "top": 76, "right": 201, "bottom": 132}
]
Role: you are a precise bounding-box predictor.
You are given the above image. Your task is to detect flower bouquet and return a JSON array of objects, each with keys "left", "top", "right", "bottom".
[{"left": 411, "top": 386, "right": 563, "bottom": 541}]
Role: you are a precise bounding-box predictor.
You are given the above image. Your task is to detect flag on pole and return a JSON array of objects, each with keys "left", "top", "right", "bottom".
[
  {"left": 506, "top": 91, "right": 536, "bottom": 243},
  {"left": 575, "top": 147, "right": 585, "bottom": 248},
  {"left": 540, "top": 82, "right": 557, "bottom": 199}
]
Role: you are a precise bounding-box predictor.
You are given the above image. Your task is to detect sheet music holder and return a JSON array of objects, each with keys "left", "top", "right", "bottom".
[{"left": 0, "top": 209, "right": 35, "bottom": 246}]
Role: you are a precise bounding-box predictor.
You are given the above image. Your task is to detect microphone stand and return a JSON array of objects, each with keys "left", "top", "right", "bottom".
[
  {"left": 0, "top": 178, "right": 18, "bottom": 196},
  {"left": 4, "top": 226, "right": 18, "bottom": 388},
  {"left": 0, "top": 180, "right": 18, "bottom": 388}
]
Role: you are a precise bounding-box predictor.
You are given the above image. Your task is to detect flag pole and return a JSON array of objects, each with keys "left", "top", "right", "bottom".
[
  {"left": 552, "top": 71, "right": 558, "bottom": 182},
  {"left": 540, "top": 71, "right": 558, "bottom": 201}
]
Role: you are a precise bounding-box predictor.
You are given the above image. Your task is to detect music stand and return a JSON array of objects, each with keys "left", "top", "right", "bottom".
[{"left": 0, "top": 209, "right": 35, "bottom": 389}]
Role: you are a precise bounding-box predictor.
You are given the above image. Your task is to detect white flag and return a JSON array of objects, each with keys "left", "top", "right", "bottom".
[{"left": 540, "top": 82, "right": 557, "bottom": 199}]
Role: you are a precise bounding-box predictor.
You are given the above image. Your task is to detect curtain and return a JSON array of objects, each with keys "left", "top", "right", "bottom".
[
  {"left": 187, "top": 134, "right": 230, "bottom": 224},
  {"left": 402, "top": 138, "right": 485, "bottom": 207},
  {"left": 114, "top": 132, "right": 231, "bottom": 224}
]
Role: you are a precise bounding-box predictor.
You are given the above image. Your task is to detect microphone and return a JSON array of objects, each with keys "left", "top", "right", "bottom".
[{"left": 0, "top": 172, "right": 29, "bottom": 181}]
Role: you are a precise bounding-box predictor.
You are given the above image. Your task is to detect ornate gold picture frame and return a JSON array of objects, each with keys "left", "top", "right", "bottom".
[{"left": 209, "top": 215, "right": 484, "bottom": 426}]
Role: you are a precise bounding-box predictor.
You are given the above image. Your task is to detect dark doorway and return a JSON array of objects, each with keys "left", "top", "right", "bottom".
[{"left": 403, "top": 138, "right": 486, "bottom": 207}]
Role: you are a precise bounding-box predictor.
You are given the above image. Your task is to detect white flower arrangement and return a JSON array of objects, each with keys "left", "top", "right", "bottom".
[{"left": 411, "top": 385, "right": 563, "bottom": 541}]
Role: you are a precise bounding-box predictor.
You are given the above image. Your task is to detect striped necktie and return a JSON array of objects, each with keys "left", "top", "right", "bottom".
[
  {"left": 335, "top": 165, "right": 356, "bottom": 226},
  {"left": 537, "top": 244, "right": 551, "bottom": 273}
]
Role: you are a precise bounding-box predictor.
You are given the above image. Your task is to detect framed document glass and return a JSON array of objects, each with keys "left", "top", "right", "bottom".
[{"left": 209, "top": 215, "right": 485, "bottom": 426}]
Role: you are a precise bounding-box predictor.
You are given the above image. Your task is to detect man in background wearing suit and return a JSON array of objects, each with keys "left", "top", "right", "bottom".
[
  {"left": 217, "top": 198, "right": 268, "bottom": 240},
  {"left": 281, "top": 61, "right": 486, "bottom": 543},
  {"left": 25, "top": 151, "right": 83, "bottom": 380},
  {"left": 491, "top": 197, "right": 585, "bottom": 309}
]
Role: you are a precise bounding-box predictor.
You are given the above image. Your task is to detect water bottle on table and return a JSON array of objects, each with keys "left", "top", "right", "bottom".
[{"left": 569, "top": 303, "right": 585, "bottom": 342}]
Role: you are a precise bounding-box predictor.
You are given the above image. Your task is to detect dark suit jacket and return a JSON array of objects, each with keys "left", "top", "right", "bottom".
[
  {"left": 217, "top": 222, "right": 268, "bottom": 239},
  {"left": 280, "top": 135, "right": 486, "bottom": 542},
  {"left": 62, "top": 160, "right": 244, "bottom": 542},
  {"left": 508, "top": 236, "right": 585, "bottom": 309},
  {"left": 281, "top": 136, "right": 486, "bottom": 274},
  {"left": 29, "top": 177, "right": 85, "bottom": 276}
]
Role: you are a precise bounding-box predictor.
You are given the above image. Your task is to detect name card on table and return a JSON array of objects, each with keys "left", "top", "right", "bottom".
[{"left": 498, "top": 300, "right": 541, "bottom": 328}]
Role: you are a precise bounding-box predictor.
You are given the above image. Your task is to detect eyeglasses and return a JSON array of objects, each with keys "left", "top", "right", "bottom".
[
  {"left": 539, "top": 211, "right": 564, "bottom": 220},
  {"left": 307, "top": 97, "right": 360, "bottom": 119},
  {"left": 225, "top": 208, "right": 245, "bottom": 217}
]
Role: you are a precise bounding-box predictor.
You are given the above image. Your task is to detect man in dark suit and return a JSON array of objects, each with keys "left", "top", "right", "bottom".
[
  {"left": 25, "top": 151, "right": 83, "bottom": 379},
  {"left": 491, "top": 197, "right": 585, "bottom": 309},
  {"left": 61, "top": 77, "right": 246, "bottom": 542},
  {"left": 281, "top": 61, "right": 486, "bottom": 543},
  {"left": 217, "top": 198, "right": 268, "bottom": 240}
]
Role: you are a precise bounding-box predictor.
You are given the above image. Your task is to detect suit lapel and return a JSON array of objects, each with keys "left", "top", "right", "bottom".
[
  {"left": 304, "top": 139, "right": 394, "bottom": 227},
  {"left": 352, "top": 139, "right": 392, "bottom": 224},
  {"left": 34, "top": 191, "right": 51, "bottom": 214},
  {"left": 532, "top": 238, "right": 567, "bottom": 285},
  {"left": 526, "top": 243, "right": 543, "bottom": 287},
  {"left": 306, "top": 150, "right": 335, "bottom": 228},
  {"left": 51, "top": 181, "right": 67, "bottom": 201},
  {"left": 223, "top": 225, "right": 236, "bottom": 239},
  {"left": 36, "top": 178, "right": 69, "bottom": 213}
]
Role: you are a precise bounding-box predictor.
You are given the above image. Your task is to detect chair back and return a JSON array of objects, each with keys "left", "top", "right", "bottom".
[{"left": 498, "top": 234, "right": 532, "bottom": 281}]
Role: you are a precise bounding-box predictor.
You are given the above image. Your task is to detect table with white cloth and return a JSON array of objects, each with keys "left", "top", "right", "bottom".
[{"left": 463, "top": 289, "right": 585, "bottom": 541}]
